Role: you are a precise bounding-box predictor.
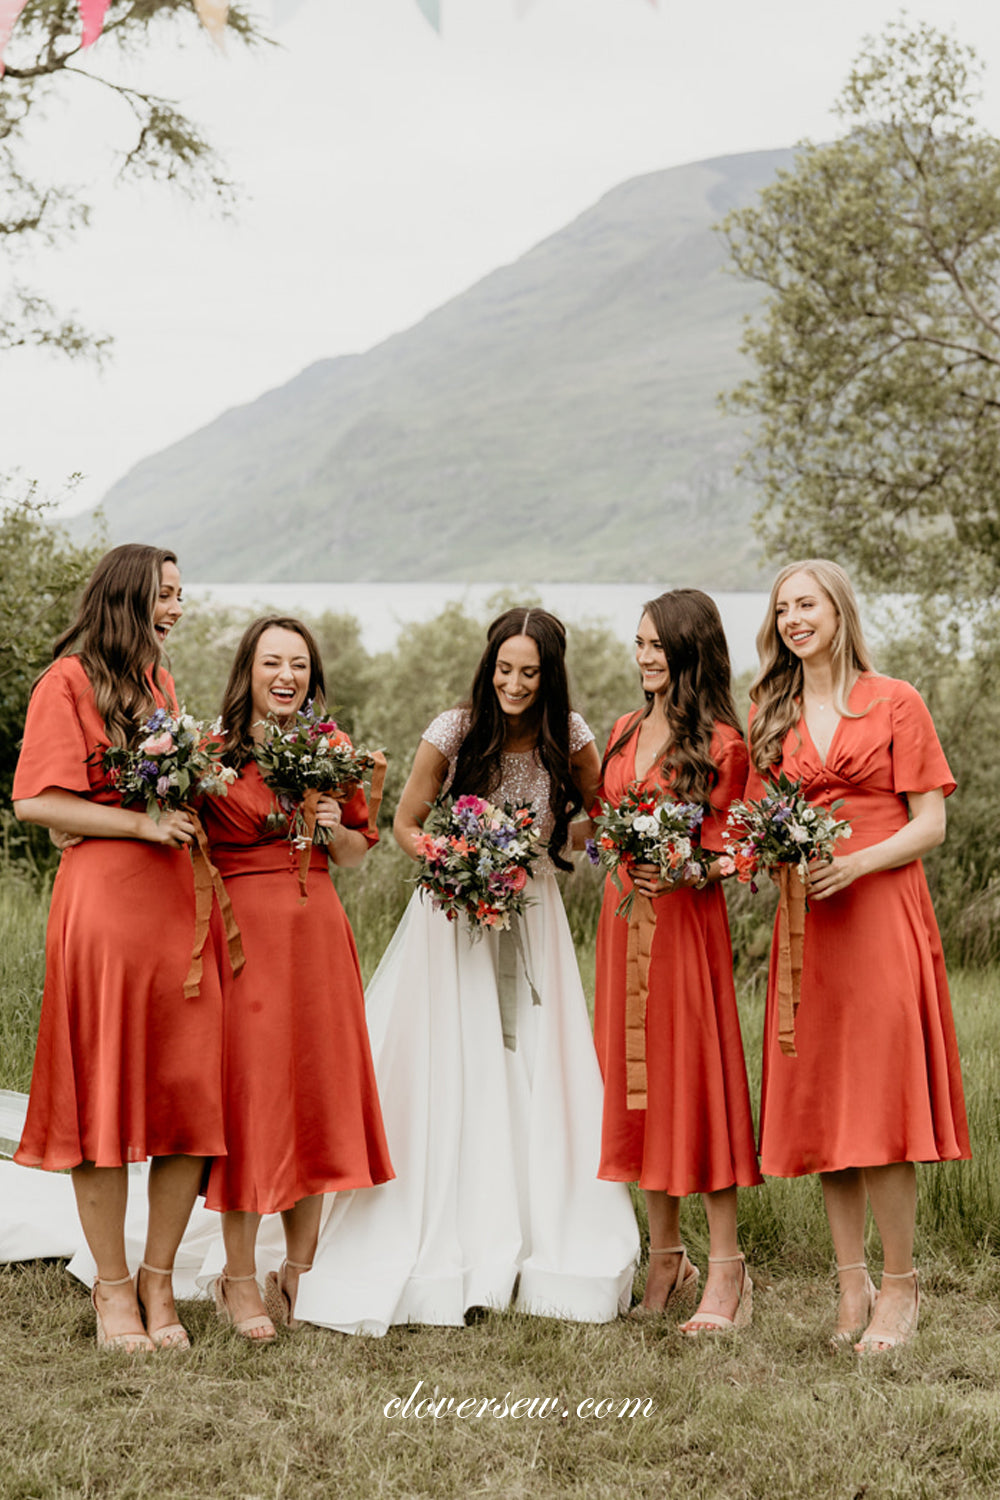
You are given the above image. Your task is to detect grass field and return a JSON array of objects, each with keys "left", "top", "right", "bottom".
[{"left": 3, "top": 874, "right": 1000, "bottom": 1499}]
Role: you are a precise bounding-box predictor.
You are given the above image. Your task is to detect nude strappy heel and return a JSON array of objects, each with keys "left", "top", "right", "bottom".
[
  {"left": 136, "top": 1261, "right": 190, "bottom": 1351},
  {"left": 830, "top": 1260, "right": 876, "bottom": 1347},
  {"left": 680, "top": 1252, "right": 752, "bottom": 1335},
  {"left": 854, "top": 1268, "right": 919, "bottom": 1353},
  {"left": 92, "top": 1273, "right": 154, "bottom": 1354},
  {"left": 628, "top": 1244, "right": 699, "bottom": 1321},
  {"left": 213, "top": 1269, "right": 277, "bottom": 1344},
  {"left": 264, "top": 1258, "right": 313, "bottom": 1330}
]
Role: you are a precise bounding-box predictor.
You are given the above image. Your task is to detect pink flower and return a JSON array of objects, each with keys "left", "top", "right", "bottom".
[
  {"left": 140, "top": 731, "right": 174, "bottom": 756},
  {"left": 508, "top": 866, "right": 528, "bottom": 892}
]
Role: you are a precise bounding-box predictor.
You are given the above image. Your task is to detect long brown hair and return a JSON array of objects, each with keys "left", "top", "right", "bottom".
[
  {"left": 219, "top": 615, "right": 326, "bottom": 767},
  {"left": 450, "top": 607, "right": 581, "bottom": 871},
  {"left": 52, "top": 544, "right": 177, "bottom": 747},
  {"left": 749, "top": 559, "right": 874, "bottom": 774},
  {"left": 603, "top": 589, "right": 743, "bottom": 804}
]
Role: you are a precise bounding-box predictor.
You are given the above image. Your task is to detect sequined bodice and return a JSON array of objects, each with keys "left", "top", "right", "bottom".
[{"left": 423, "top": 708, "right": 594, "bottom": 871}]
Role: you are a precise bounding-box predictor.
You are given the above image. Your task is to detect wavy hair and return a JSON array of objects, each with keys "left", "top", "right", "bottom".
[
  {"left": 219, "top": 616, "right": 327, "bottom": 767},
  {"left": 603, "top": 589, "right": 743, "bottom": 804},
  {"left": 52, "top": 544, "right": 178, "bottom": 747},
  {"left": 749, "top": 559, "right": 875, "bottom": 774},
  {"left": 450, "top": 607, "right": 581, "bottom": 871}
]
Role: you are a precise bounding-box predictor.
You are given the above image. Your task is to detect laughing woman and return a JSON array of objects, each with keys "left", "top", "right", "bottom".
[
  {"left": 198, "top": 617, "right": 392, "bottom": 1341},
  {"left": 748, "top": 559, "right": 969, "bottom": 1352},
  {"left": 13, "top": 545, "right": 226, "bottom": 1352}
]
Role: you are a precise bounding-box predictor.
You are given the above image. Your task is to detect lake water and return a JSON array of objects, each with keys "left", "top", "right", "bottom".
[{"left": 187, "top": 582, "right": 772, "bottom": 673}]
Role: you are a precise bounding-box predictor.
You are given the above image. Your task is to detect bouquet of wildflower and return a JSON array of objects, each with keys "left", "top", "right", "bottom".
[
  {"left": 101, "top": 708, "right": 236, "bottom": 819},
  {"left": 254, "top": 702, "right": 381, "bottom": 848},
  {"left": 414, "top": 794, "right": 543, "bottom": 933},
  {"left": 725, "top": 771, "right": 851, "bottom": 894},
  {"left": 587, "top": 784, "right": 710, "bottom": 920}
]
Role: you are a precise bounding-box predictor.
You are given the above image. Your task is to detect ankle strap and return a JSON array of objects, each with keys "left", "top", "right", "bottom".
[
  {"left": 881, "top": 1268, "right": 917, "bottom": 1280},
  {"left": 648, "top": 1245, "right": 685, "bottom": 1256},
  {"left": 221, "top": 1270, "right": 259, "bottom": 1283},
  {"left": 836, "top": 1261, "right": 867, "bottom": 1273},
  {"left": 708, "top": 1253, "right": 745, "bottom": 1264},
  {"left": 139, "top": 1262, "right": 174, "bottom": 1277},
  {"left": 284, "top": 1259, "right": 313, "bottom": 1272},
  {"left": 94, "top": 1273, "right": 134, "bottom": 1288}
]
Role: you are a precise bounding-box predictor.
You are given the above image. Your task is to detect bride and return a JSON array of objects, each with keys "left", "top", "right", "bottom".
[{"left": 285, "top": 606, "right": 639, "bottom": 1332}]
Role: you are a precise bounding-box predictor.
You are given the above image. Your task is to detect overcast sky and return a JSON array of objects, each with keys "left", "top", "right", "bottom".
[{"left": 5, "top": 0, "right": 1000, "bottom": 518}]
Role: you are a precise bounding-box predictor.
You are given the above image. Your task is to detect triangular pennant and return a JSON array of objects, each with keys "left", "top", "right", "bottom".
[
  {"left": 194, "top": 0, "right": 229, "bottom": 48},
  {"left": 78, "top": 0, "right": 111, "bottom": 48},
  {"left": 413, "top": 0, "right": 441, "bottom": 33},
  {"left": 0, "top": 0, "right": 29, "bottom": 77}
]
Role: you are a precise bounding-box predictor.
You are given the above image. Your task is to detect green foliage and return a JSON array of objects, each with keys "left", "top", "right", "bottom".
[
  {"left": 0, "top": 487, "right": 103, "bottom": 811},
  {"left": 723, "top": 19, "right": 1000, "bottom": 604},
  {"left": 1, "top": 0, "right": 268, "bottom": 358}
]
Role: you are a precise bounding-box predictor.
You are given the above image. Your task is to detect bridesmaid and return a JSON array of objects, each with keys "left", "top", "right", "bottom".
[
  {"left": 200, "top": 616, "right": 392, "bottom": 1341},
  {"left": 13, "top": 544, "right": 225, "bottom": 1352},
  {"left": 594, "top": 589, "right": 761, "bottom": 1332},
  {"left": 748, "top": 559, "right": 969, "bottom": 1351}
]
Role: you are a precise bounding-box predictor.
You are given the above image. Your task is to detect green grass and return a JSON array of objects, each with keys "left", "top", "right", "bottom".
[{"left": 4, "top": 873, "right": 1000, "bottom": 1498}]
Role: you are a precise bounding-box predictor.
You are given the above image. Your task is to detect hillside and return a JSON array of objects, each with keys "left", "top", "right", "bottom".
[{"left": 89, "top": 148, "right": 793, "bottom": 584}]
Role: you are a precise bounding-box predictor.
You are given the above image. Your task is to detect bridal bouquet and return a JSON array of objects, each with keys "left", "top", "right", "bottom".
[
  {"left": 254, "top": 703, "right": 381, "bottom": 849},
  {"left": 724, "top": 771, "right": 851, "bottom": 894},
  {"left": 100, "top": 708, "right": 236, "bottom": 818},
  {"left": 587, "top": 784, "right": 711, "bottom": 919},
  {"left": 414, "top": 794, "right": 543, "bottom": 932}
]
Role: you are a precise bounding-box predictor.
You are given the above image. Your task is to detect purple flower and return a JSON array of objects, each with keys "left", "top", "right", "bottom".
[
  {"left": 585, "top": 838, "right": 599, "bottom": 866},
  {"left": 138, "top": 759, "right": 160, "bottom": 783}
]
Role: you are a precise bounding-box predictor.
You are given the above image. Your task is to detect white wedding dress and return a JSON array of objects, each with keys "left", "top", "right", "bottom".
[
  {"left": 283, "top": 710, "right": 639, "bottom": 1333},
  {"left": 1, "top": 712, "right": 638, "bottom": 1327}
]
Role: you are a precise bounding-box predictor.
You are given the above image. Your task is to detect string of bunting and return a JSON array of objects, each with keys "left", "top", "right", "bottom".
[{"left": 0, "top": 0, "right": 229, "bottom": 74}]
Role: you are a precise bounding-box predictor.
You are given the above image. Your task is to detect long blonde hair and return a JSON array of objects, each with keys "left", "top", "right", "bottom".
[{"left": 749, "top": 559, "right": 874, "bottom": 774}]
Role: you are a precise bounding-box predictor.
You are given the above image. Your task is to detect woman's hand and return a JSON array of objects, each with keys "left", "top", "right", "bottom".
[
  {"left": 805, "top": 851, "right": 866, "bottom": 901},
  {"left": 314, "top": 794, "right": 343, "bottom": 838},
  {"left": 631, "top": 862, "right": 682, "bottom": 898},
  {"left": 143, "top": 808, "right": 197, "bottom": 849},
  {"left": 50, "top": 828, "right": 83, "bottom": 852}
]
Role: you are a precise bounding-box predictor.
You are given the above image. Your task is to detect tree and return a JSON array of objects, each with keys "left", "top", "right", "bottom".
[
  {"left": 0, "top": 485, "right": 103, "bottom": 807},
  {"left": 722, "top": 20, "right": 1000, "bottom": 603},
  {"left": 1, "top": 0, "right": 266, "bottom": 358}
]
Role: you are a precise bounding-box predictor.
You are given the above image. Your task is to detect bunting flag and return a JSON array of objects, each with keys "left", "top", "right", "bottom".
[
  {"left": 194, "top": 0, "right": 229, "bottom": 49},
  {"left": 78, "top": 0, "right": 110, "bottom": 48},
  {"left": 413, "top": 0, "right": 441, "bottom": 33},
  {"left": 0, "top": 0, "right": 29, "bottom": 77}
]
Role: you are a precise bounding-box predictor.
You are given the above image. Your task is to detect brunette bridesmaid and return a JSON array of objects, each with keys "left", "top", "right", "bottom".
[
  {"left": 13, "top": 545, "right": 226, "bottom": 1352},
  {"left": 593, "top": 589, "right": 761, "bottom": 1331}
]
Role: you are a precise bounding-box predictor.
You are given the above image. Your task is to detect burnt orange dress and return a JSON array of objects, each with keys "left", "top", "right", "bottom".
[
  {"left": 201, "top": 761, "right": 393, "bottom": 1214},
  {"left": 12, "top": 655, "right": 226, "bottom": 1171},
  {"left": 594, "top": 718, "right": 762, "bottom": 1195},
  {"left": 750, "top": 675, "right": 970, "bottom": 1176}
]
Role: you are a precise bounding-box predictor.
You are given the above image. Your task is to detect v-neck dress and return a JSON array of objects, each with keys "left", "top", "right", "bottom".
[
  {"left": 748, "top": 674, "right": 969, "bottom": 1176},
  {"left": 12, "top": 655, "right": 226, "bottom": 1170},
  {"left": 593, "top": 717, "right": 762, "bottom": 1194}
]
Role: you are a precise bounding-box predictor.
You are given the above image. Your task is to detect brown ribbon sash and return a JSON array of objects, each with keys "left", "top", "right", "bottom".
[
  {"left": 294, "top": 751, "right": 388, "bottom": 901},
  {"left": 776, "top": 864, "right": 806, "bottom": 1057},
  {"left": 624, "top": 892, "right": 657, "bottom": 1110},
  {"left": 183, "top": 813, "right": 246, "bottom": 999}
]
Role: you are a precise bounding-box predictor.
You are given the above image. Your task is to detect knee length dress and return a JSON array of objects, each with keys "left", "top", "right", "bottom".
[
  {"left": 750, "top": 675, "right": 970, "bottom": 1176},
  {"left": 289, "top": 708, "right": 639, "bottom": 1333},
  {"left": 200, "top": 761, "right": 393, "bottom": 1214},
  {"left": 12, "top": 655, "right": 226, "bottom": 1171},
  {"left": 594, "top": 719, "right": 762, "bottom": 1195}
]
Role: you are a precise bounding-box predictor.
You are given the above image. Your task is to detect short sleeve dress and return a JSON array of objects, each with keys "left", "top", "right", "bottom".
[
  {"left": 199, "top": 758, "right": 393, "bottom": 1214},
  {"left": 749, "top": 675, "right": 970, "bottom": 1176},
  {"left": 12, "top": 654, "right": 226, "bottom": 1171},
  {"left": 593, "top": 718, "right": 762, "bottom": 1195},
  {"left": 287, "top": 707, "right": 640, "bottom": 1333}
]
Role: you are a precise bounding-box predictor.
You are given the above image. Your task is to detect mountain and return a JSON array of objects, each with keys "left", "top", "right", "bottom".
[{"left": 89, "top": 147, "right": 794, "bottom": 585}]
